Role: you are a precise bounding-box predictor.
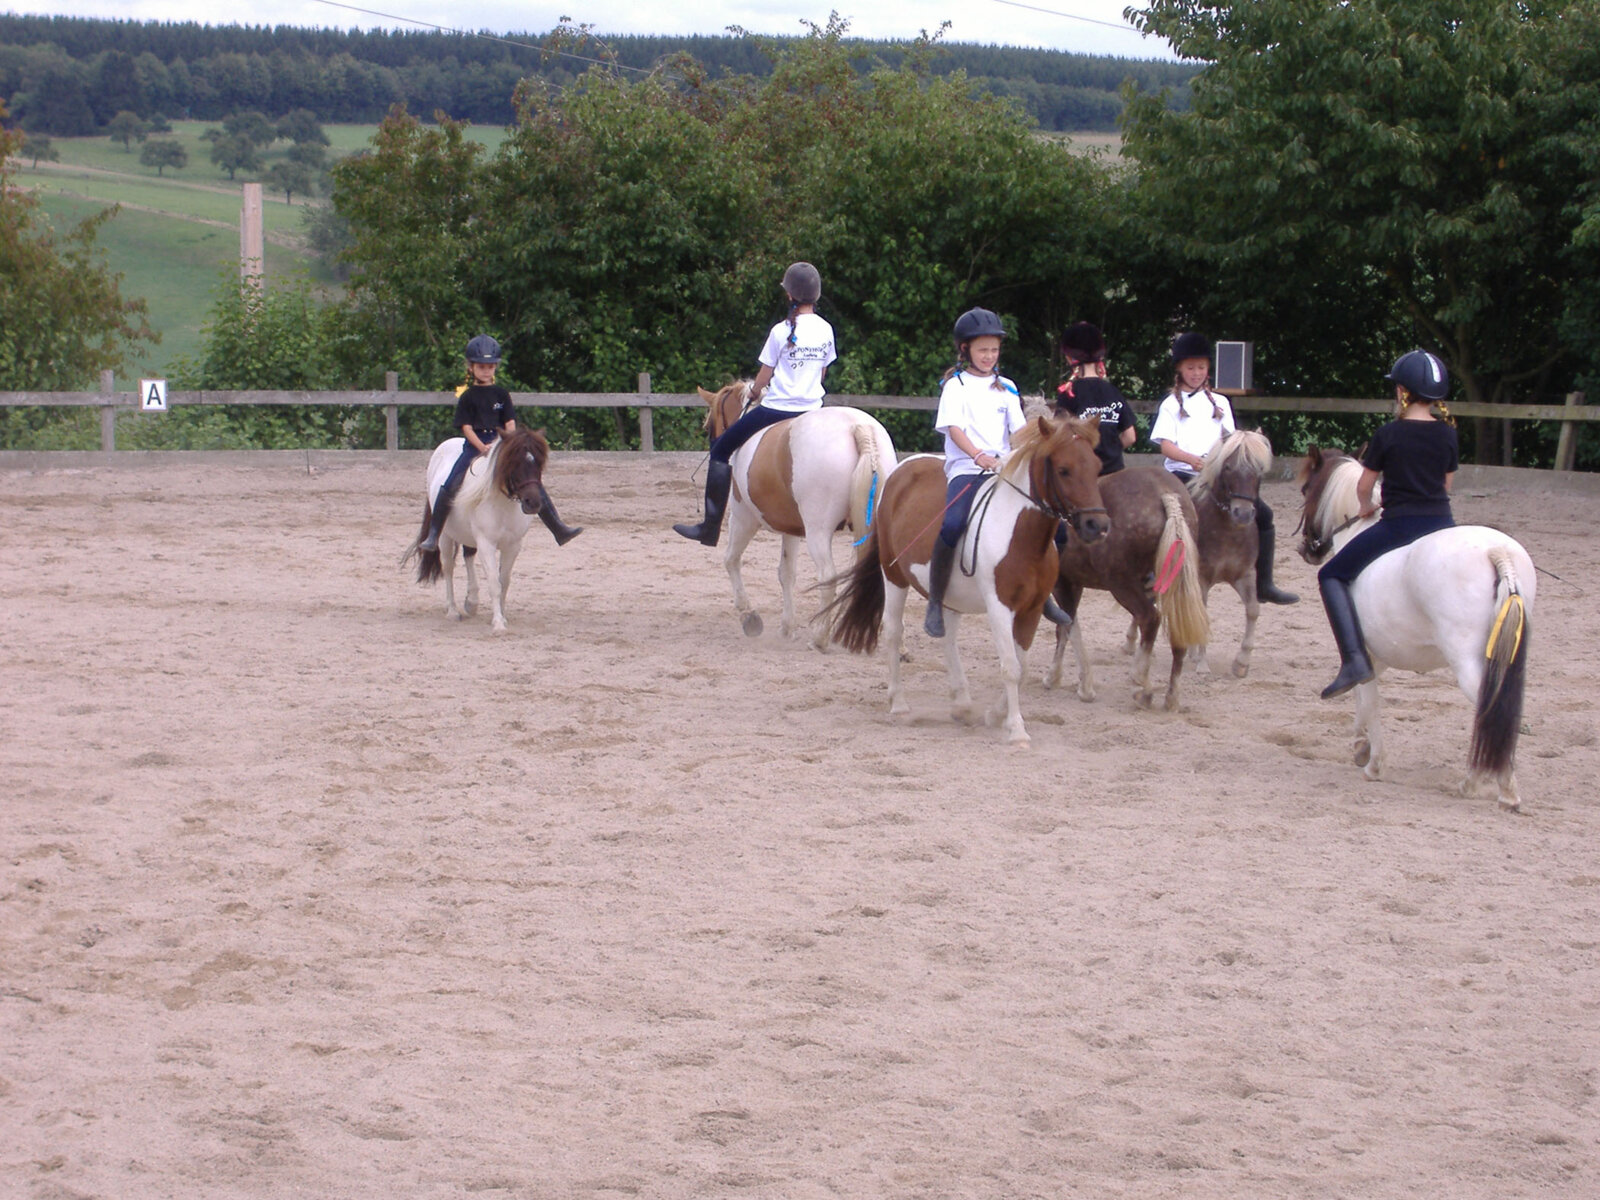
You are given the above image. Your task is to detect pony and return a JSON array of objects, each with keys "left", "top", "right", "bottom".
[
  {"left": 403, "top": 428, "right": 551, "bottom": 634},
  {"left": 1183, "top": 429, "right": 1277, "bottom": 678},
  {"left": 693, "top": 381, "right": 897, "bottom": 648},
  {"left": 1045, "top": 467, "right": 1209, "bottom": 710},
  {"left": 1297, "top": 446, "right": 1535, "bottom": 809},
  {"left": 829, "top": 414, "right": 1109, "bottom": 745}
]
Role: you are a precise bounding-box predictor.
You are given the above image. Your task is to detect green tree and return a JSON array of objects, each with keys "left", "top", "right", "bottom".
[
  {"left": 208, "top": 133, "right": 262, "bottom": 180},
  {"left": 21, "top": 132, "right": 57, "bottom": 167},
  {"left": 277, "top": 107, "right": 329, "bottom": 145},
  {"left": 106, "top": 109, "right": 146, "bottom": 150},
  {"left": 262, "top": 159, "right": 313, "bottom": 204},
  {"left": 1122, "top": 0, "right": 1600, "bottom": 461},
  {"left": 140, "top": 137, "right": 188, "bottom": 176},
  {"left": 0, "top": 105, "right": 156, "bottom": 395},
  {"left": 222, "top": 109, "right": 277, "bottom": 147}
]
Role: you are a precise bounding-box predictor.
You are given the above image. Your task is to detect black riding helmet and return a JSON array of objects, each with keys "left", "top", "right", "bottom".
[
  {"left": 1385, "top": 349, "right": 1450, "bottom": 400},
  {"left": 1061, "top": 321, "right": 1106, "bottom": 364},
  {"left": 465, "top": 335, "right": 502, "bottom": 364},
  {"left": 1170, "top": 331, "right": 1211, "bottom": 364},
  {"left": 953, "top": 307, "right": 1006, "bottom": 346},
  {"left": 781, "top": 262, "right": 822, "bottom": 305}
]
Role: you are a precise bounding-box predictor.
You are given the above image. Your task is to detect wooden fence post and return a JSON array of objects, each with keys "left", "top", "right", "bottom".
[
  {"left": 1555, "top": 391, "right": 1587, "bottom": 472},
  {"left": 638, "top": 372, "right": 654, "bottom": 453},
  {"left": 100, "top": 369, "right": 116, "bottom": 454},
  {"left": 384, "top": 370, "right": 399, "bottom": 453}
]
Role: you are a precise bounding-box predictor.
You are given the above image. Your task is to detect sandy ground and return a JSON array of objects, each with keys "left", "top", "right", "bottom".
[{"left": 2, "top": 452, "right": 1597, "bottom": 1199}]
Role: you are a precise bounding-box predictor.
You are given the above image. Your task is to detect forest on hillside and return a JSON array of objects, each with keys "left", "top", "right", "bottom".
[{"left": 0, "top": 13, "right": 1194, "bottom": 134}]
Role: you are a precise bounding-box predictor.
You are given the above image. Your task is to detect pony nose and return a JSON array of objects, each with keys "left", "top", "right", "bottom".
[
  {"left": 1231, "top": 502, "right": 1255, "bottom": 526},
  {"left": 1078, "top": 513, "right": 1110, "bottom": 543}
]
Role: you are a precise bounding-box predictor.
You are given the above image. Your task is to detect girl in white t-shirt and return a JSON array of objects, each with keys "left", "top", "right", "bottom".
[
  {"left": 1149, "top": 332, "right": 1297, "bottom": 605},
  {"left": 673, "top": 262, "right": 837, "bottom": 546},
  {"left": 924, "top": 307, "right": 1025, "bottom": 638}
]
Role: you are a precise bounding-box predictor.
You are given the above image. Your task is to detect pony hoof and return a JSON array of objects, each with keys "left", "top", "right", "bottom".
[
  {"left": 1007, "top": 732, "right": 1032, "bottom": 748},
  {"left": 462, "top": 599, "right": 477, "bottom": 616},
  {"left": 491, "top": 623, "right": 509, "bottom": 636},
  {"left": 1353, "top": 739, "right": 1371, "bottom": 767},
  {"left": 741, "top": 611, "right": 764, "bottom": 637},
  {"left": 1077, "top": 688, "right": 1096, "bottom": 703},
  {"left": 1134, "top": 691, "right": 1153, "bottom": 710},
  {"left": 1163, "top": 693, "right": 1180, "bottom": 712},
  {"left": 1231, "top": 661, "right": 1250, "bottom": 679},
  {"left": 446, "top": 609, "right": 465, "bottom": 622}
]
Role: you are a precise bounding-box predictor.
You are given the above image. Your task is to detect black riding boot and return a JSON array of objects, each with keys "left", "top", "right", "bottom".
[
  {"left": 419, "top": 489, "right": 454, "bottom": 553},
  {"left": 1319, "top": 577, "right": 1374, "bottom": 699},
  {"left": 673, "top": 459, "right": 733, "bottom": 547},
  {"left": 1256, "top": 524, "right": 1300, "bottom": 604},
  {"left": 924, "top": 538, "right": 957, "bottom": 638},
  {"left": 537, "top": 485, "right": 583, "bottom": 546}
]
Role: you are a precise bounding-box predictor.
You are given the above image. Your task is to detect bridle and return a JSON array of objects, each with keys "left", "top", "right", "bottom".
[
  {"left": 1301, "top": 512, "right": 1364, "bottom": 562},
  {"left": 998, "top": 469, "right": 1106, "bottom": 530}
]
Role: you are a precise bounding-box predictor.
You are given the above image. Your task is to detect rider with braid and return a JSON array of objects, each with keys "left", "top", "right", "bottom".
[
  {"left": 1150, "top": 332, "right": 1297, "bottom": 606},
  {"left": 418, "top": 335, "right": 582, "bottom": 553},
  {"left": 673, "top": 262, "right": 837, "bottom": 546},
  {"left": 924, "top": 308, "right": 1025, "bottom": 639},
  {"left": 1317, "top": 349, "right": 1459, "bottom": 698}
]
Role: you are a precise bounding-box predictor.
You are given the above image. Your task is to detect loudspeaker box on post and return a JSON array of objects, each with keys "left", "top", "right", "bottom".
[{"left": 1215, "top": 341, "right": 1253, "bottom": 392}]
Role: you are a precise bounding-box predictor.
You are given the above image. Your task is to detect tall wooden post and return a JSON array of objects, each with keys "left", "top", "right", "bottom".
[
  {"left": 100, "top": 369, "right": 116, "bottom": 454},
  {"left": 385, "top": 370, "right": 400, "bottom": 454},
  {"left": 240, "top": 182, "right": 264, "bottom": 289},
  {"left": 637, "top": 372, "right": 654, "bottom": 453},
  {"left": 1555, "top": 391, "right": 1587, "bottom": 472}
]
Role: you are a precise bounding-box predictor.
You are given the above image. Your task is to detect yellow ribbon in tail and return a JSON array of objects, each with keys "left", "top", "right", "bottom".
[{"left": 1486, "top": 592, "right": 1526, "bottom": 661}]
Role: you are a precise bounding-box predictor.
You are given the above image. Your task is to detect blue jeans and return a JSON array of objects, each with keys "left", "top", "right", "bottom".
[{"left": 938, "top": 472, "right": 987, "bottom": 547}]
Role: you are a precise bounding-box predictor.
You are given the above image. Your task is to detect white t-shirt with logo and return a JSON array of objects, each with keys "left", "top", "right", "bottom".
[
  {"left": 1149, "top": 388, "right": 1235, "bottom": 473},
  {"left": 757, "top": 313, "right": 837, "bottom": 413},
  {"left": 935, "top": 370, "right": 1025, "bottom": 480}
]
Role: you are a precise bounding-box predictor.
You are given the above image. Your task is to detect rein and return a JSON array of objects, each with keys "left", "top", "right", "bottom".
[{"left": 1305, "top": 512, "right": 1365, "bottom": 560}]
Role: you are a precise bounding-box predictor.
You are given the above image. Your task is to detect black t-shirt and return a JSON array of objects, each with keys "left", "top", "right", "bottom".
[
  {"left": 1055, "top": 376, "right": 1137, "bottom": 473},
  {"left": 1363, "top": 418, "right": 1458, "bottom": 518},
  {"left": 452, "top": 384, "right": 517, "bottom": 443}
]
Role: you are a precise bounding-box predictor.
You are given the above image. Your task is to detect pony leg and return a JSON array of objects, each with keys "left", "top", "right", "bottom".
[
  {"left": 1130, "top": 623, "right": 1157, "bottom": 709},
  {"left": 461, "top": 542, "right": 480, "bottom": 618},
  {"left": 776, "top": 534, "right": 802, "bottom": 642},
  {"left": 884, "top": 581, "right": 911, "bottom": 716},
  {"left": 802, "top": 527, "right": 838, "bottom": 652},
  {"left": 1448, "top": 655, "right": 1523, "bottom": 811},
  {"left": 440, "top": 539, "right": 465, "bottom": 621},
  {"left": 1353, "top": 678, "right": 1383, "bottom": 780},
  {"left": 1232, "top": 578, "right": 1260, "bottom": 679},
  {"left": 1123, "top": 614, "right": 1138, "bottom": 656},
  {"left": 942, "top": 613, "right": 976, "bottom": 724},
  {"left": 492, "top": 543, "right": 521, "bottom": 634},
  {"left": 722, "top": 507, "right": 764, "bottom": 638},
  {"left": 477, "top": 541, "right": 509, "bottom": 634},
  {"left": 980, "top": 600, "right": 1029, "bottom": 745},
  {"left": 1163, "top": 643, "right": 1186, "bottom": 712}
]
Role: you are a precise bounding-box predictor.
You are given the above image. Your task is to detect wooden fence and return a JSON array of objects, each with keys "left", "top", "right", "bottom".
[{"left": 1, "top": 370, "right": 1592, "bottom": 470}]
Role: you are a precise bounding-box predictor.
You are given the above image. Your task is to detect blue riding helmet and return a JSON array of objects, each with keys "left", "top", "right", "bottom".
[
  {"left": 953, "top": 308, "right": 1006, "bottom": 343},
  {"left": 465, "top": 335, "right": 502, "bottom": 364},
  {"left": 1385, "top": 349, "right": 1450, "bottom": 400}
]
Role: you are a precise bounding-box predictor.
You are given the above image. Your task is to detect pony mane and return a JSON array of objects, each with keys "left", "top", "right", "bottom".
[
  {"left": 456, "top": 429, "right": 549, "bottom": 508},
  {"left": 1001, "top": 413, "right": 1097, "bottom": 483},
  {"left": 1192, "top": 429, "right": 1273, "bottom": 498},
  {"left": 1315, "top": 455, "right": 1367, "bottom": 535},
  {"left": 702, "top": 380, "right": 755, "bottom": 435}
]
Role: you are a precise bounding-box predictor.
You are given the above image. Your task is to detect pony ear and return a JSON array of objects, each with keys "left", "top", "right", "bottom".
[{"left": 697, "top": 387, "right": 717, "bottom": 406}]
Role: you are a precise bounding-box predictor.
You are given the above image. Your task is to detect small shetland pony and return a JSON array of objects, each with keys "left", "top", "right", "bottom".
[
  {"left": 1184, "top": 429, "right": 1276, "bottom": 678},
  {"left": 1046, "top": 467, "right": 1209, "bottom": 710},
  {"left": 1298, "top": 446, "right": 1535, "bottom": 809},
  {"left": 830, "top": 415, "right": 1108, "bottom": 746},
  {"left": 696, "top": 382, "right": 897, "bottom": 648},
  {"left": 403, "top": 428, "right": 551, "bottom": 634}
]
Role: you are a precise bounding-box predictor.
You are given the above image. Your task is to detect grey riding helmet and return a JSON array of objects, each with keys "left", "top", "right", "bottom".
[
  {"left": 781, "top": 262, "right": 822, "bottom": 304},
  {"left": 953, "top": 307, "right": 1006, "bottom": 344},
  {"left": 1384, "top": 349, "right": 1450, "bottom": 400},
  {"left": 465, "top": 335, "right": 502, "bottom": 364}
]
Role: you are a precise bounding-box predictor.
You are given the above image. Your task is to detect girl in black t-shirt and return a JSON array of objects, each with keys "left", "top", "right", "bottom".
[
  {"left": 419, "top": 336, "right": 582, "bottom": 553},
  {"left": 1053, "top": 322, "right": 1137, "bottom": 475},
  {"left": 1317, "top": 349, "right": 1459, "bottom": 698}
]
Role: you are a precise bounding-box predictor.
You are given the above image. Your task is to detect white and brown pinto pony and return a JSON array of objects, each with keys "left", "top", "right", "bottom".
[
  {"left": 1046, "top": 467, "right": 1209, "bottom": 710},
  {"left": 1297, "top": 446, "right": 1535, "bottom": 809},
  {"left": 404, "top": 428, "right": 551, "bottom": 634},
  {"left": 830, "top": 415, "right": 1109, "bottom": 745},
  {"left": 1184, "top": 429, "right": 1276, "bottom": 678},
  {"left": 696, "top": 381, "right": 897, "bottom": 648}
]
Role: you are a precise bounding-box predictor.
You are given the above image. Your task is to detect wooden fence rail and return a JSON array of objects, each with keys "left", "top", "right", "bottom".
[{"left": 1, "top": 371, "right": 1590, "bottom": 470}]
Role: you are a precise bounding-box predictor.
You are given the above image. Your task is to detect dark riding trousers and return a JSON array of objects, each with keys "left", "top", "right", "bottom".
[
  {"left": 438, "top": 433, "right": 497, "bottom": 505},
  {"left": 1318, "top": 513, "right": 1456, "bottom": 584},
  {"left": 938, "top": 472, "right": 987, "bottom": 547},
  {"left": 709, "top": 405, "right": 803, "bottom": 464}
]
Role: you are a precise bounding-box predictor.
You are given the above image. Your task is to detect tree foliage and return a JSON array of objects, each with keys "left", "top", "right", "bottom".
[
  {"left": 0, "top": 105, "right": 156, "bottom": 392},
  {"left": 139, "top": 137, "right": 188, "bottom": 175}
]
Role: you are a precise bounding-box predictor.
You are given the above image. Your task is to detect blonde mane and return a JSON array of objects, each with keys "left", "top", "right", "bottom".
[
  {"left": 1000, "top": 413, "right": 1098, "bottom": 485},
  {"left": 1316, "top": 455, "right": 1370, "bottom": 535},
  {"left": 1191, "top": 429, "right": 1273, "bottom": 499}
]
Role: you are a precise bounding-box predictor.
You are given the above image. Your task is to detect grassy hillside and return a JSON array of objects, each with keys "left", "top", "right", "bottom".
[{"left": 10, "top": 122, "right": 506, "bottom": 378}]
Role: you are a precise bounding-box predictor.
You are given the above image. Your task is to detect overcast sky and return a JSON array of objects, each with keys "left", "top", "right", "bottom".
[{"left": 6, "top": 0, "right": 1178, "bottom": 59}]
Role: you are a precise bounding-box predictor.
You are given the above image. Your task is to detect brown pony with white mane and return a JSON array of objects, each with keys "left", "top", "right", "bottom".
[
  {"left": 830, "top": 414, "right": 1108, "bottom": 745},
  {"left": 1184, "top": 429, "right": 1277, "bottom": 678}
]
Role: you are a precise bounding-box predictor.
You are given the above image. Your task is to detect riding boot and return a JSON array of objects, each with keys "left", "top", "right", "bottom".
[
  {"left": 1042, "top": 594, "right": 1074, "bottom": 628},
  {"left": 924, "top": 538, "right": 957, "bottom": 639},
  {"left": 536, "top": 485, "right": 583, "bottom": 546},
  {"left": 419, "top": 490, "right": 453, "bottom": 553},
  {"left": 1255, "top": 525, "right": 1300, "bottom": 604},
  {"left": 673, "top": 459, "right": 733, "bottom": 547},
  {"left": 1319, "top": 577, "right": 1374, "bottom": 699}
]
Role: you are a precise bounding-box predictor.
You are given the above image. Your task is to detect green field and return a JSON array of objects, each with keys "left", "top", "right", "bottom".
[{"left": 12, "top": 121, "right": 506, "bottom": 378}]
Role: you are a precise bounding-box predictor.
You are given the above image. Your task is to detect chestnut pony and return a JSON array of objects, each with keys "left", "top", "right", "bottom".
[
  {"left": 693, "top": 381, "right": 897, "bottom": 648},
  {"left": 403, "top": 429, "right": 551, "bottom": 634},
  {"left": 1297, "top": 446, "right": 1535, "bottom": 809},
  {"left": 830, "top": 415, "right": 1108, "bottom": 746}
]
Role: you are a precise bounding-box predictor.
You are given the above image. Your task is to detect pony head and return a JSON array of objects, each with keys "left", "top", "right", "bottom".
[
  {"left": 1192, "top": 429, "right": 1273, "bottom": 526},
  {"left": 1295, "top": 445, "right": 1372, "bottom": 563},
  {"left": 697, "top": 382, "right": 756, "bottom": 441},
  {"left": 491, "top": 428, "right": 551, "bottom": 515},
  {"left": 1005, "top": 413, "right": 1109, "bottom": 541}
]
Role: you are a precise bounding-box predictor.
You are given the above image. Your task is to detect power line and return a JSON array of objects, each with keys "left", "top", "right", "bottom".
[{"left": 987, "top": 0, "right": 1145, "bottom": 35}]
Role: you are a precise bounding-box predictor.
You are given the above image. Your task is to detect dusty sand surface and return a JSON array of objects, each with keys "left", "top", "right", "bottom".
[{"left": 2, "top": 452, "right": 1597, "bottom": 1199}]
